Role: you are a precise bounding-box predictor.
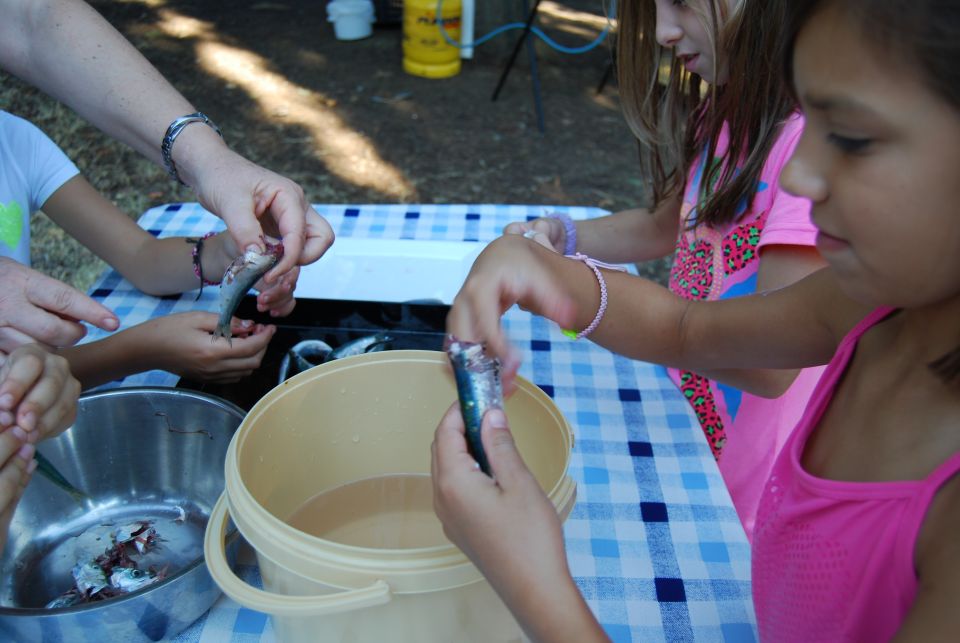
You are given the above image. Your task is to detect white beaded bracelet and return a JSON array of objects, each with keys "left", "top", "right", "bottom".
[{"left": 160, "top": 112, "right": 222, "bottom": 186}]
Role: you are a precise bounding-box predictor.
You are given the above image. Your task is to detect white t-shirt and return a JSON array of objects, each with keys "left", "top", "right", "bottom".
[{"left": 0, "top": 110, "right": 80, "bottom": 265}]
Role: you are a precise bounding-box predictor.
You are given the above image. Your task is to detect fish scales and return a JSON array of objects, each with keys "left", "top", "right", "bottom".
[
  {"left": 445, "top": 335, "right": 503, "bottom": 476},
  {"left": 214, "top": 240, "right": 284, "bottom": 344}
]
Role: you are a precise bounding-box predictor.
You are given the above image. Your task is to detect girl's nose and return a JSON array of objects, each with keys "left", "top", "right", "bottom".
[
  {"left": 780, "top": 142, "right": 828, "bottom": 204},
  {"left": 656, "top": 9, "right": 683, "bottom": 47}
]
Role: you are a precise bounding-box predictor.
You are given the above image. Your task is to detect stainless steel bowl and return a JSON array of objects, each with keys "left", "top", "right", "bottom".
[{"left": 0, "top": 387, "right": 244, "bottom": 641}]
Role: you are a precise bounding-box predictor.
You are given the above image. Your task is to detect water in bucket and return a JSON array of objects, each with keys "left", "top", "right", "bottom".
[{"left": 286, "top": 473, "right": 446, "bottom": 549}]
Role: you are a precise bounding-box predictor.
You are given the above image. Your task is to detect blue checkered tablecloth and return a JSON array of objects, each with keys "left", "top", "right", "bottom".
[{"left": 86, "top": 203, "right": 755, "bottom": 642}]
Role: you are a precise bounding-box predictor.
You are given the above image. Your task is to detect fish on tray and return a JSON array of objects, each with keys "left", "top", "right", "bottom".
[
  {"left": 213, "top": 239, "right": 284, "bottom": 344},
  {"left": 326, "top": 332, "right": 394, "bottom": 362},
  {"left": 276, "top": 334, "right": 397, "bottom": 384},
  {"left": 277, "top": 339, "right": 333, "bottom": 384},
  {"left": 444, "top": 335, "right": 503, "bottom": 476}
]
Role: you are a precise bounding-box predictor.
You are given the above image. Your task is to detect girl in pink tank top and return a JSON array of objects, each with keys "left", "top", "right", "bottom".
[{"left": 430, "top": 0, "right": 960, "bottom": 640}]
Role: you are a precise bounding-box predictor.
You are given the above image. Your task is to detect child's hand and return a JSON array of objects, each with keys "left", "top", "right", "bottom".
[
  {"left": 0, "top": 344, "right": 80, "bottom": 442},
  {"left": 448, "top": 235, "right": 577, "bottom": 379},
  {"left": 432, "top": 404, "right": 600, "bottom": 640},
  {"left": 139, "top": 312, "right": 275, "bottom": 383},
  {"left": 503, "top": 216, "right": 566, "bottom": 253},
  {"left": 0, "top": 427, "right": 36, "bottom": 557},
  {"left": 254, "top": 265, "right": 299, "bottom": 317},
  {"left": 431, "top": 405, "right": 571, "bottom": 602}
]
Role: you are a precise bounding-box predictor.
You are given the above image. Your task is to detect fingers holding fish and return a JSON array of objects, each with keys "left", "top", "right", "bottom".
[
  {"left": 254, "top": 265, "right": 299, "bottom": 317},
  {"left": 143, "top": 312, "right": 275, "bottom": 383}
]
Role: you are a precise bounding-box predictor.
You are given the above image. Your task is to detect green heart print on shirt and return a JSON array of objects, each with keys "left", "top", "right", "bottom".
[{"left": 0, "top": 201, "right": 24, "bottom": 250}]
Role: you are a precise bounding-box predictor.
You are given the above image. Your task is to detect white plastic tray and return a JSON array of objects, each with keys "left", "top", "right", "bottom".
[{"left": 292, "top": 237, "right": 486, "bottom": 304}]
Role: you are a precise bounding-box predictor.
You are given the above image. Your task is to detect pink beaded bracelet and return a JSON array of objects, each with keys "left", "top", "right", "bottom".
[
  {"left": 186, "top": 232, "right": 220, "bottom": 300},
  {"left": 561, "top": 253, "right": 627, "bottom": 340}
]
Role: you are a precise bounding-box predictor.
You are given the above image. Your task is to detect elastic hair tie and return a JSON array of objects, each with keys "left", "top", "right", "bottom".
[
  {"left": 547, "top": 212, "right": 578, "bottom": 256},
  {"left": 561, "top": 253, "right": 627, "bottom": 340}
]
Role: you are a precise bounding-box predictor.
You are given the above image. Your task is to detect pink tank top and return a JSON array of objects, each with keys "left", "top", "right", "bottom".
[{"left": 751, "top": 307, "right": 960, "bottom": 641}]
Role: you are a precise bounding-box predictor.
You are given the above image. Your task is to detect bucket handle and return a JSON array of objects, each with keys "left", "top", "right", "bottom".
[{"left": 204, "top": 493, "right": 393, "bottom": 617}]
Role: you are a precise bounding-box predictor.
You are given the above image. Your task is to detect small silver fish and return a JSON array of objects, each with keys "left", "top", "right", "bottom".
[
  {"left": 114, "top": 521, "right": 157, "bottom": 555},
  {"left": 325, "top": 333, "right": 394, "bottom": 362},
  {"left": 213, "top": 240, "right": 284, "bottom": 344},
  {"left": 277, "top": 339, "right": 333, "bottom": 384},
  {"left": 72, "top": 561, "right": 109, "bottom": 596},
  {"left": 109, "top": 568, "right": 160, "bottom": 593},
  {"left": 444, "top": 335, "right": 503, "bottom": 476},
  {"left": 46, "top": 590, "right": 83, "bottom": 609}
]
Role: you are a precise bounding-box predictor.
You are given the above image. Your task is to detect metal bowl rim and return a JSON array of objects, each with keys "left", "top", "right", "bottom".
[{"left": 0, "top": 386, "right": 244, "bottom": 615}]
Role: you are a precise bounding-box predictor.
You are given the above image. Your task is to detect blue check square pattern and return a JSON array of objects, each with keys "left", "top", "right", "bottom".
[{"left": 83, "top": 203, "right": 755, "bottom": 642}]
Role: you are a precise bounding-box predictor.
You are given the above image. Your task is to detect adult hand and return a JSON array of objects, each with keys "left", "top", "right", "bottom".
[
  {"left": 190, "top": 149, "right": 335, "bottom": 284},
  {"left": 448, "top": 235, "right": 576, "bottom": 380},
  {"left": 0, "top": 344, "right": 80, "bottom": 442},
  {"left": 0, "top": 258, "right": 119, "bottom": 353},
  {"left": 139, "top": 311, "right": 275, "bottom": 383}
]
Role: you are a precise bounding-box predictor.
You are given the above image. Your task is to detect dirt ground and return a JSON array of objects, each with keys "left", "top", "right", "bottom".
[{"left": 0, "top": 0, "right": 671, "bottom": 291}]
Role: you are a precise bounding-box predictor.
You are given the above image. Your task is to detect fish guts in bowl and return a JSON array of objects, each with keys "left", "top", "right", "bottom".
[{"left": 0, "top": 388, "right": 244, "bottom": 642}]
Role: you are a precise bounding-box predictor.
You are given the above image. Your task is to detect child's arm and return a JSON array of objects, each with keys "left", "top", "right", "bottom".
[
  {"left": 503, "top": 193, "right": 683, "bottom": 264},
  {"left": 57, "top": 312, "right": 275, "bottom": 390},
  {"left": 0, "top": 344, "right": 80, "bottom": 441},
  {"left": 682, "top": 244, "right": 828, "bottom": 398},
  {"left": 41, "top": 175, "right": 296, "bottom": 316},
  {"left": 891, "top": 477, "right": 960, "bottom": 641},
  {"left": 432, "top": 404, "right": 610, "bottom": 643},
  {"left": 449, "top": 235, "right": 867, "bottom": 381}
]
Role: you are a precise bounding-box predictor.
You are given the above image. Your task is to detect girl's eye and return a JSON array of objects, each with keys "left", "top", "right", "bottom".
[{"left": 827, "top": 133, "right": 872, "bottom": 154}]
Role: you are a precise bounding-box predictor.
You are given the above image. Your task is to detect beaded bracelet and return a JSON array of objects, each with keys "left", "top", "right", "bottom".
[
  {"left": 161, "top": 112, "right": 223, "bottom": 186},
  {"left": 547, "top": 212, "right": 578, "bottom": 256},
  {"left": 561, "top": 253, "right": 627, "bottom": 340},
  {"left": 186, "top": 232, "right": 220, "bottom": 299}
]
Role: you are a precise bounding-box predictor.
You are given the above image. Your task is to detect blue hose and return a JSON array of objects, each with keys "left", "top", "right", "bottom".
[{"left": 436, "top": 0, "right": 615, "bottom": 55}]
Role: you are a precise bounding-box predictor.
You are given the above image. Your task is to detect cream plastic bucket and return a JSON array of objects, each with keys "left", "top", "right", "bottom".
[{"left": 204, "top": 350, "right": 576, "bottom": 642}]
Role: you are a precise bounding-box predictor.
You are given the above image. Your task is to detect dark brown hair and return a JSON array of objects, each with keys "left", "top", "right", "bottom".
[
  {"left": 782, "top": 0, "right": 960, "bottom": 382},
  {"left": 616, "top": 0, "right": 796, "bottom": 229}
]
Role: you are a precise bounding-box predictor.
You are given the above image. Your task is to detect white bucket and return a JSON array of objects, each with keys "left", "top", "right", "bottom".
[
  {"left": 327, "top": 0, "right": 375, "bottom": 41},
  {"left": 203, "top": 350, "right": 576, "bottom": 642}
]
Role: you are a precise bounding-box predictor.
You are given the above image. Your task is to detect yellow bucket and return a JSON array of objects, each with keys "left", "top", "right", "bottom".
[
  {"left": 403, "top": 0, "right": 462, "bottom": 78},
  {"left": 204, "top": 350, "right": 576, "bottom": 642}
]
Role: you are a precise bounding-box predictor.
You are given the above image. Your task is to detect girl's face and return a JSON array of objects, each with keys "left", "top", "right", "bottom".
[
  {"left": 781, "top": 3, "right": 960, "bottom": 309},
  {"left": 654, "top": 0, "right": 732, "bottom": 84}
]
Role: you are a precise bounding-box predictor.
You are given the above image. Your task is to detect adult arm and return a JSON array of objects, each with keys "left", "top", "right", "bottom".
[
  {"left": 0, "top": 0, "right": 334, "bottom": 279},
  {"left": 0, "top": 258, "right": 118, "bottom": 352}
]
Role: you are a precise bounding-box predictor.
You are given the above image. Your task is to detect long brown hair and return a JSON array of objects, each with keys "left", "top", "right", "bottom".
[
  {"left": 782, "top": 0, "right": 960, "bottom": 382},
  {"left": 616, "top": 0, "right": 796, "bottom": 229}
]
